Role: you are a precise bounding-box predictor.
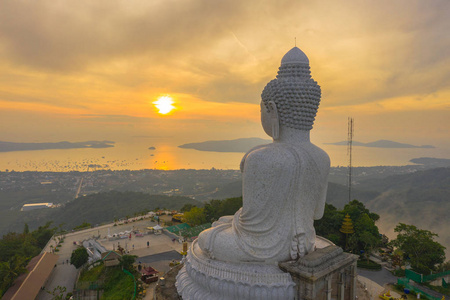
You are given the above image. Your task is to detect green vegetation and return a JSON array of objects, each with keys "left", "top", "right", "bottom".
[
  {"left": 183, "top": 198, "right": 383, "bottom": 259},
  {"left": 204, "top": 197, "right": 242, "bottom": 222},
  {"left": 390, "top": 223, "right": 446, "bottom": 274},
  {"left": 423, "top": 281, "right": 450, "bottom": 296},
  {"left": 51, "top": 191, "right": 201, "bottom": 231},
  {"left": 437, "top": 260, "right": 450, "bottom": 272},
  {"left": 0, "top": 191, "right": 201, "bottom": 234},
  {"left": 102, "top": 268, "right": 135, "bottom": 300},
  {"left": 46, "top": 286, "right": 72, "bottom": 300},
  {"left": 182, "top": 197, "right": 243, "bottom": 226},
  {"left": 79, "top": 264, "right": 104, "bottom": 282},
  {"left": 0, "top": 222, "right": 55, "bottom": 297},
  {"left": 119, "top": 255, "right": 137, "bottom": 272},
  {"left": 78, "top": 262, "right": 139, "bottom": 300},
  {"left": 70, "top": 247, "right": 89, "bottom": 269},
  {"left": 314, "top": 200, "right": 381, "bottom": 256},
  {"left": 357, "top": 259, "right": 382, "bottom": 270},
  {"left": 73, "top": 222, "right": 92, "bottom": 231},
  {"left": 183, "top": 207, "right": 207, "bottom": 226},
  {"left": 0, "top": 185, "right": 73, "bottom": 235},
  {"left": 180, "top": 204, "right": 197, "bottom": 212}
]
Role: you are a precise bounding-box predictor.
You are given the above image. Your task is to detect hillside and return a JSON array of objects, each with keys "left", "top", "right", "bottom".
[
  {"left": 327, "top": 139, "right": 434, "bottom": 148},
  {"left": 358, "top": 168, "right": 450, "bottom": 257},
  {"left": 357, "top": 167, "right": 450, "bottom": 194},
  {"left": 0, "top": 191, "right": 201, "bottom": 235}
]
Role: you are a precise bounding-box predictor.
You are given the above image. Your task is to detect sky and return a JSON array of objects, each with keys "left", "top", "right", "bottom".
[{"left": 1, "top": 0, "right": 449, "bottom": 153}]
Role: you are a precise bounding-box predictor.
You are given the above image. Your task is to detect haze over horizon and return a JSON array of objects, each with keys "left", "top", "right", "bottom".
[{"left": 1, "top": 0, "right": 449, "bottom": 170}]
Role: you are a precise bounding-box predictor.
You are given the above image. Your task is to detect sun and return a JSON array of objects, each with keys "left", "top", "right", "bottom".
[{"left": 153, "top": 96, "right": 175, "bottom": 115}]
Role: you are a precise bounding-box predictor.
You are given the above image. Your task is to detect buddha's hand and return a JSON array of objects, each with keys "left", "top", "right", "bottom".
[{"left": 290, "top": 233, "right": 306, "bottom": 260}]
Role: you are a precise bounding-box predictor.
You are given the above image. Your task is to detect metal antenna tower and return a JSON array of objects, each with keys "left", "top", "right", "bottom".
[{"left": 347, "top": 117, "right": 354, "bottom": 203}]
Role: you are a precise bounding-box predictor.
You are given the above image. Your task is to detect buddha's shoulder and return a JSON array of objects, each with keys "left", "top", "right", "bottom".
[{"left": 245, "top": 144, "right": 297, "bottom": 167}]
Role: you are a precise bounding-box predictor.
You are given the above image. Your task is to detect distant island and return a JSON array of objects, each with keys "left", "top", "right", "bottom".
[
  {"left": 148, "top": 146, "right": 156, "bottom": 150},
  {"left": 410, "top": 157, "right": 450, "bottom": 167},
  {"left": 0, "top": 140, "right": 115, "bottom": 152},
  {"left": 326, "top": 139, "right": 434, "bottom": 149},
  {"left": 178, "top": 138, "right": 271, "bottom": 153}
]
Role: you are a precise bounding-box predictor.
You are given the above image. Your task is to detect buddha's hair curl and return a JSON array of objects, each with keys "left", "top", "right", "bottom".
[{"left": 261, "top": 63, "right": 321, "bottom": 131}]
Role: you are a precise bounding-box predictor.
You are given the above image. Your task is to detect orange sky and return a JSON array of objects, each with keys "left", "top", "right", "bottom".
[{"left": 0, "top": 0, "right": 449, "bottom": 154}]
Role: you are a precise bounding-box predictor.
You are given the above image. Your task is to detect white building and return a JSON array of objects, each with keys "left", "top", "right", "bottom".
[{"left": 21, "top": 203, "right": 53, "bottom": 211}]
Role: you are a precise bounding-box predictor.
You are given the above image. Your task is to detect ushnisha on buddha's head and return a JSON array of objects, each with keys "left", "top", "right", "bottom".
[{"left": 261, "top": 46, "right": 322, "bottom": 139}]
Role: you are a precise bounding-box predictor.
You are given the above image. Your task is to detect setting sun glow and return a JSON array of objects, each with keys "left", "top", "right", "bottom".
[{"left": 153, "top": 96, "right": 175, "bottom": 114}]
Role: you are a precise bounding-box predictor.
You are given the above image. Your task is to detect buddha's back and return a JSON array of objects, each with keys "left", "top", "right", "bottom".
[{"left": 236, "top": 140, "right": 329, "bottom": 261}]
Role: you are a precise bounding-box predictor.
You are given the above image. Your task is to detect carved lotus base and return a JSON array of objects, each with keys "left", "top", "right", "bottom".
[{"left": 175, "top": 240, "right": 295, "bottom": 300}]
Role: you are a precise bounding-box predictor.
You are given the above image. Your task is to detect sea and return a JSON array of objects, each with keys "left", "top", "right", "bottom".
[{"left": 1, "top": 139, "right": 448, "bottom": 172}]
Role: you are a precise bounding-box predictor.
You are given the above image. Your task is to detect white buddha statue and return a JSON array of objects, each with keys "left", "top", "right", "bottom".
[{"left": 197, "top": 47, "right": 330, "bottom": 263}]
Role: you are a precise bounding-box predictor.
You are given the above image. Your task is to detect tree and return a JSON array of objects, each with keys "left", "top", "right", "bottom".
[
  {"left": 220, "top": 197, "right": 242, "bottom": 216},
  {"left": 183, "top": 207, "right": 207, "bottom": 226},
  {"left": 390, "top": 223, "right": 446, "bottom": 274},
  {"left": 203, "top": 200, "right": 223, "bottom": 222},
  {"left": 343, "top": 200, "right": 379, "bottom": 223},
  {"left": 343, "top": 201, "right": 381, "bottom": 255},
  {"left": 359, "top": 231, "right": 379, "bottom": 262},
  {"left": 314, "top": 200, "right": 381, "bottom": 255},
  {"left": 31, "top": 221, "right": 56, "bottom": 248},
  {"left": 46, "top": 286, "right": 67, "bottom": 300},
  {"left": 203, "top": 197, "right": 242, "bottom": 222},
  {"left": 119, "top": 255, "right": 137, "bottom": 272},
  {"left": 180, "top": 204, "right": 196, "bottom": 212},
  {"left": 0, "top": 256, "right": 28, "bottom": 294},
  {"left": 23, "top": 223, "right": 29, "bottom": 235},
  {"left": 70, "top": 248, "right": 89, "bottom": 269},
  {"left": 314, "top": 203, "right": 344, "bottom": 245}
]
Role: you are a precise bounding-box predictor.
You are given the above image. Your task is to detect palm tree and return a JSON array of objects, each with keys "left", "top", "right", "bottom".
[{"left": 0, "top": 257, "right": 28, "bottom": 291}]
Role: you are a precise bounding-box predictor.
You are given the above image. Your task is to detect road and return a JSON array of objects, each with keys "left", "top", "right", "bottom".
[{"left": 357, "top": 267, "right": 398, "bottom": 287}]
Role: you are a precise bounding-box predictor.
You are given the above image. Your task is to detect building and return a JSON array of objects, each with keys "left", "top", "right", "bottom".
[
  {"left": 83, "top": 239, "right": 107, "bottom": 263},
  {"left": 2, "top": 252, "right": 59, "bottom": 300},
  {"left": 21, "top": 203, "right": 53, "bottom": 211},
  {"left": 101, "top": 250, "right": 122, "bottom": 267}
]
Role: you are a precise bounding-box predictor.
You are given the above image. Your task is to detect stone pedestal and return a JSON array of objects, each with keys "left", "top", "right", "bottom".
[
  {"left": 279, "top": 246, "right": 358, "bottom": 300},
  {"left": 176, "top": 240, "right": 296, "bottom": 300}
]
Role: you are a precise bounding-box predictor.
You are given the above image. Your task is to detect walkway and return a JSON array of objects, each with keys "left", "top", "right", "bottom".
[{"left": 36, "top": 218, "right": 188, "bottom": 299}]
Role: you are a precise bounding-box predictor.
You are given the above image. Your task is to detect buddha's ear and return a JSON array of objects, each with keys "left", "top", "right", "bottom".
[{"left": 268, "top": 101, "right": 279, "bottom": 140}]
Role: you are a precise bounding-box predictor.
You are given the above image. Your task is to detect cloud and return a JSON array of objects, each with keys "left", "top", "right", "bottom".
[
  {"left": 0, "top": 0, "right": 247, "bottom": 72},
  {"left": 1, "top": 0, "right": 449, "bottom": 107},
  {"left": 0, "top": 0, "right": 449, "bottom": 151}
]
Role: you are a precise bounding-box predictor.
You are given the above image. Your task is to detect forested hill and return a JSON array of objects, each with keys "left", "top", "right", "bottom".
[
  {"left": 2, "top": 192, "right": 201, "bottom": 234},
  {"left": 357, "top": 167, "right": 450, "bottom": 195},
  {"left": 358, "top": 168, "right": 450, "bottom": 257}
]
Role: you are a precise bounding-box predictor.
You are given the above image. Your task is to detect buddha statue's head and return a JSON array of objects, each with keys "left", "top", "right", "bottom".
[{"left": 261, "top": 47, "right": 321, "bottom": 138}]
